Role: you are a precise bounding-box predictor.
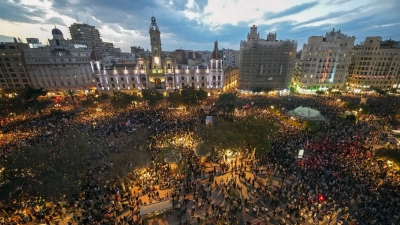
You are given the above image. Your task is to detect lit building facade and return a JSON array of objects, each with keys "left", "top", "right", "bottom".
[
  {"left": 0, "top": 41, "right": 31, "bottom": 89},
  {"left": 296, "top": 29, "right": 355, "bottom": 92},
  {"left": 92, "top": 17, "right": 236, "bottom": 95},
  {"left": 24, "top": 28, "right": 94, "bottom": 93},
  {"left": 238, "top": 25, "right": 297, "bottom": 91},
  {"left": 347, "top": 37, "right": 400, "bottom": 91}
]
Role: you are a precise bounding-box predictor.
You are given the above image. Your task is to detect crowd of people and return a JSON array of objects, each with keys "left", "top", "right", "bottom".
[{"left": 0, "top": 94, "right": 399, "bottom": 225}]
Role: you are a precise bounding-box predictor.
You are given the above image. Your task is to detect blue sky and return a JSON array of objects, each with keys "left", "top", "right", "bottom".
[{"left": 0, "top": 0, "right": 399, "bottom": 52}]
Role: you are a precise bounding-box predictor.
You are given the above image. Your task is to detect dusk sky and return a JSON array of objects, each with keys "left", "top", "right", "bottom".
[{"left": 0, "top": 0, "right": 399, "bottom": 52}]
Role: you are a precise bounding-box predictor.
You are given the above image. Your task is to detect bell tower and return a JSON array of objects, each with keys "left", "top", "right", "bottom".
[{"left": 149, "top": 17, "right": 162, "bottom": 69}]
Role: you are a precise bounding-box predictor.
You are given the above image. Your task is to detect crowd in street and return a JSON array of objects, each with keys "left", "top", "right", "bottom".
[{"left": 0, "top": 94, "right": 399, "bottom": 225}]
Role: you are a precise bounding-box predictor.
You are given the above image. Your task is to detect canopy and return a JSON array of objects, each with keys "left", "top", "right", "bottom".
[{"left": 139, "top": 200, "right": 172, "bottom": 216}]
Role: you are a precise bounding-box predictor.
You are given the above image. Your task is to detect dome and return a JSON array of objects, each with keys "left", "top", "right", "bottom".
[
  {"left": 211, "top": 40, "right": 221, "bottom": 60},
  {"left": 51, "top": 27, "right": 63, "bottom": 35},
  {"left": 90, "top": 48, "right": 102, "bottom": 61}
]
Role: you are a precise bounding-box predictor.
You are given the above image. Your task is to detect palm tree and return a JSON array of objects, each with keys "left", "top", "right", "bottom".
[
  {"left": 218, "top": 92, "right": 239, "bottom": 118},
  {"left": 66, "top": 89, "right": 78, "bottom": 109}
]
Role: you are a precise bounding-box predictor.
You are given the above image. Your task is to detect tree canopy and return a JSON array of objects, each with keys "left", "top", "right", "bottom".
[
  {"left": 111, "top": 91, "right": 137, "bottom": 109},
  {"left": 195, "top": 116, "right": 280, "bottom": 155},
  {"left": 141, "top": 89, "right": 163, "bottom": 106}
]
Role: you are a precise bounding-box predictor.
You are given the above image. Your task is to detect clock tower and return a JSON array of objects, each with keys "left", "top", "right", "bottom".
[{"left": 149, "top": 17, "right": 162, "bottom": 68}]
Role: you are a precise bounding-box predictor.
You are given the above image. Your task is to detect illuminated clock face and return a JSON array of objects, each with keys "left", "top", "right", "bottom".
[{"left": 58, "top": 52, "right": 62, "bottom": 56}]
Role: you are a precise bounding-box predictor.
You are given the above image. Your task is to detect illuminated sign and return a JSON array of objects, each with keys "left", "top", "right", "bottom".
[
  {"left": 74, "top": 44, "right": 87, "bottom": 48},
  {"left": 29, "top": 43, "right": 44, "bottom": 48}
]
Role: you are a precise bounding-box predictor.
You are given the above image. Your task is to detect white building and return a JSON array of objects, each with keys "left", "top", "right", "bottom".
[
  {"left": 91, "top": 17, "right": 236, "bottom": 96},
  {"left": 222, "top": 48, "right": 240, "bottom": 68},
  {"left": 297, "top": 29, "right": 355, "bottom": 92},
  {"left": 23, "top": 27, "right": 94, "bottom": 94}
]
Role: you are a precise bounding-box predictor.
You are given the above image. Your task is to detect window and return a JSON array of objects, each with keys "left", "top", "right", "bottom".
[
  {"left": 181, "top": 77, "right": 184, "bottom": 80},
  {"left": 111, "top": 84, "right": 115, "bottom": 88},
  {"left": 202, "top": 76, "right": 204, "bottom": 80},
  {"left": 191, "top": 77, "right": 194, "bottom": 80},
  {"left": 202, "top": 83, "right": 204, "bottom": 87},
  {"left": 181, "top": 83, "right": 184, "bottom": 88},
  {"left": 110, "top": 78, "right": 114, "bottom": 81}
]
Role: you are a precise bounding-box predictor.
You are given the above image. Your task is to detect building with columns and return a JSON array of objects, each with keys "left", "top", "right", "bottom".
[
  {"left": 23, "top": 27, "right": 94, "bottom": 94},
  {"left": 92, "top": 17, "right": 236, "bottom": 96},
  {"left": 238, "top": 25, "right": 297, "bottom": 91},
  {"left": 347, "top": 37, "right": 400, "bottom": 91}
]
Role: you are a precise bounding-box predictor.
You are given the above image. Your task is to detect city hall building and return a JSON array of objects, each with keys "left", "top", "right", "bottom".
[{"left": 91, "top": 17, "right": 237, "bottom": 96}]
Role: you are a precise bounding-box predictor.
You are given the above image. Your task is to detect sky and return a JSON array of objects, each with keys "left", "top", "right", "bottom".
[{"left": 0, "top": 0, "right": 399, "bottom": 52}]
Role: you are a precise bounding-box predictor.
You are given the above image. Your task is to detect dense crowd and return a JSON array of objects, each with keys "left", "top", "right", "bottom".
[{"left": 0, "top": 94, "right": 399, "bottom": 225}]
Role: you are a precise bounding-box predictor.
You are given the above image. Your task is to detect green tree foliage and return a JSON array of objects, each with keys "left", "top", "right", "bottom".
[
  {"left": 315, "top": 90, "right": 325, "bottom": 95},
  {"left": 217, "top": 92, "right": 240, "bottom": 117},
  {"left": 111, "top": 91, "right": 137, "bottom": 109},
  {"left": 195, "top": 116, "right": 279, "bottom": 155},
  {"left": 181, "top": 87, "right": 207, "bottom": 106},
  {"left": 252, "top": 86, "right": 263, "bottom": 94},
  {"left": 167, "top": 91, "right": 184, "bottom": 107},
  {"left": 0, "top": 94, "right": 25, "bottom": 118},
  {"left": 372, "top": 87, "right": 387, "bottom": 95},
  {"left": 303, "top": 120, "right": 320, "bottom": 133},
  {"left": 141, "top": 89, "right": 163, "bottom": 106},
  {"left": 22, "top": 87, "right": 50, "bottom": 117},
  {"left": 375, "top": 148, "right": 400, "bottom": 166}
]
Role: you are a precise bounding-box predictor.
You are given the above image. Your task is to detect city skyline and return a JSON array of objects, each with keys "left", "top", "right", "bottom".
[{"left": 0, "top": 0, "right": 399, "bottom": 52}]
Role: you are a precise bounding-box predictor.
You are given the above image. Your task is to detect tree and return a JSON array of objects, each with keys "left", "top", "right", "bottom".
[
  {"left": 315, "top": 90, "right": 325, "bottom": 95},
  {"left": 22, "top": 87, "right": 50, "bottom": 117},
  {"left": 195, "top": 116, "right": 279, "bottom": 156},
  {"left": 66, "top": 89, "right": 78, "bottom": 109},
  {"left": 167, "top": 90, "right": 184, "bottom": 107},
  {"left": 263, "top": 87, "right": 273, "bottom": 93},
  {"left": 111, "top": 91, "right": 137, "bottom": 109},
  {"left": 303, "top": 120, "right": 320, "bottom": 133},
  {"left": 252, "top": 87, "right": 263, "bottom": 95},
  {"left": 0, "top": 127, "right": 90, "bottom": 201},
  {"left": 0, "top": 93, "right": 25, "bottom": 118},
  {"left": 217, "top": 92, "right": 240, "bottom": 118},
  {"left": 181, "top": 87, "right": 207, "bottom": 107},
  {"left": 141, "top": 89, "right": 163, "bottom": 106}
]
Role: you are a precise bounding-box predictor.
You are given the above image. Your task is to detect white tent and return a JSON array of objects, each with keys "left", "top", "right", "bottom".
[{"left": 139, "top": 200, "right": 172, "bottom": 216}]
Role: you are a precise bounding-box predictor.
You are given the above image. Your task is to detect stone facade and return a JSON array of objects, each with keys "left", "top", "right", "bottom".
[
  {"left": 296, "top": 29, "right": 355, "bottom": 91},
  {"left": 238, "top": 25, "right": 297, "bottom": 91},
  {"left": 0, "top": 42, "right": 31, "bottom": 89},
  {"left": 347, "top": 37, "right": 400, "bottom": 91},
  {"left": 91, "top": 17, "right": 237, "bottom": 96},
  {"left": 23, "top": 28, "right": 94, "bottom": 93}
]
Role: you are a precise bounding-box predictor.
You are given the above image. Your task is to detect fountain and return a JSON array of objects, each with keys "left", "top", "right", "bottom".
[{"left": 288, "top": 106, "right": 326, "bottom": 121}]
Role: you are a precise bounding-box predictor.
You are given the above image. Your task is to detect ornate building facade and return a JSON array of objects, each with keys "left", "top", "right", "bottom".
[
  {"left": 24, "top": 27, "right": 94, "bottom": 94},
  {"left": 92, "top": 17, "right": 236, "bottom": 95},
  {"left": 347, "top": 37, "right": 400, "bottom": 91},
  {"left": 238, "top": 25, "right": 297, "bottom": 91},
  {"left": 295, "top": 29, "right": 355, "bottom": 92}
]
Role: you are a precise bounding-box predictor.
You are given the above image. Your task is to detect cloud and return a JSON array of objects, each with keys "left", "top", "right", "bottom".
[
  {"left": 39, "top": 27, "right": 48, "bottom": 32},
  {"left": 326, "top": 0, "right": 352, "bottom": 5},
  {"left": 45, "top": 17, "right": 66, "bottom": 26},
  {"left": 264, "top": 1, "right": 319, "bottom": 20},
  {"left": 0, "top": 34, "right": 15, "bottom": 42},
  {"left": 0, "top": 0, "right": 46, "bottom": 23}
]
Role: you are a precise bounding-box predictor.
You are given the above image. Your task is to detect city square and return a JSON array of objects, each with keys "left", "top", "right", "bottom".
[
  {"left": 1, "top": 91, "right": 400, "bottom": 225},
  {"left": 0, "top": 1, "right": 400, "bottom": 225}
]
